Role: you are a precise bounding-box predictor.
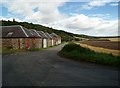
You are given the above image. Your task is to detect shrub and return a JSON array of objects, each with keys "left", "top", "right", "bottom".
[
  {"left": 28, "top": 48, "right": 41, "bottom": 51},
  {"left": 7, "top": 46, "right": 13, "bottom": 49}
]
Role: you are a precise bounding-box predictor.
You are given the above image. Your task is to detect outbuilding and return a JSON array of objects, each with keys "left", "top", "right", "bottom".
[
  {"left": 2, "top": 25, "right": 41, "bottom": 49},
  {"left": 45, "top": 32, "right": 54, "bottom": 47},
  {"left": 1, "top": 25, "right": 61, "bottom": 50},
  {"left": 50, "top": 33, "right": 61, "bottom": 45},
  {"left": 28, "top": 29, "right": 42, "bottom": 49},
  {"left": 37, "top": 31, "right": 48, "bottom": 48}
]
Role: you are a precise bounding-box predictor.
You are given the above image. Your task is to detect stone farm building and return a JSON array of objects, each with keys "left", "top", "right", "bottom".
[
  {"left": 1, "top": 25, "right": 61, "bottom": 49},
  {"left": 50, "top": 33, "right": 61, "bottom": 45},
  {"left": 37, "top": 31, "right": 48, "bottom": 48},
  {"left": 45, "top": 32, "right": 54, "bottom": 47}
]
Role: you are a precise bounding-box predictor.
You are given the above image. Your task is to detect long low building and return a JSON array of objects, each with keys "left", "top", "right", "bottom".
[{"left": 1, "top": 25, "right": 61, "bottom": 49}]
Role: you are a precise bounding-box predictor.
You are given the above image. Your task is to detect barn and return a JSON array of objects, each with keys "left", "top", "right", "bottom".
[
  {"left": 45, "top": 32, "right": 54, "bottom": 47},
  {"left": 28, "top": 29, "right": 42, "bottom": 49},
  {"left": 50, "top": 33, "right": 61, "bottom": 45},
  {"left": 2, "top": 25, "right": 41, "bottom": 49},
  {"left": 2, "top": 25, "right": 27, "bottom": 49},
  {"left": 37, "top": 31, "right": 48, "bottom": 48},
  {"left": 1, "top": 25, "right": 61, "bottom": 50}
]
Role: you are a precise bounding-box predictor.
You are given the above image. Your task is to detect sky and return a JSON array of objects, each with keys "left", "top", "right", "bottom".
[{"left": 0, "top": 0, "right": 119, "bottom": 36}]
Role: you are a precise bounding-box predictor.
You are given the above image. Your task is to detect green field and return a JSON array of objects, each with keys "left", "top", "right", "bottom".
[{"left": 58, "top": 43, "right": 120, "bottom": 67}]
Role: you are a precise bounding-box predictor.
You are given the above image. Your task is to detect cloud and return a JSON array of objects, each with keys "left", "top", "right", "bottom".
[
  {"left": 1, "top": 0, "right": 118, "bottom": 36},
  {"left": 110, "top": 3, "right": 119, "bottom": 6},
  {"left": 47, "top": 14, "right": 118, "bottom": 36},
  {"left": 24, "top": 3, "right": 68, "bottom": 24},
  {"left": 81, "top": 0, "right": 113, "bottom": 10},
  {"left": 2, "top": 0, "right": 68, "bottom": 24},
  {"left": 88, "top": 13, "right": 111, "bottom": 20}
]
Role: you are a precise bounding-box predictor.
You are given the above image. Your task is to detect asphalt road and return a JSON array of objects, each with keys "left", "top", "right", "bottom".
[{"left": 2, "top": 44, "right": 119, "bottom": 86}]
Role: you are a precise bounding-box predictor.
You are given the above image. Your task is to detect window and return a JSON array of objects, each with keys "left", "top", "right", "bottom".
[{"left": 6, "top": 32, "right": 13, "bottom": 37}]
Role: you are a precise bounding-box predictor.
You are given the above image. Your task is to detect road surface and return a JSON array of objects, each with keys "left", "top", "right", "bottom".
[{"left": 2, "top": 44, "right": 119, "bottom": 86}]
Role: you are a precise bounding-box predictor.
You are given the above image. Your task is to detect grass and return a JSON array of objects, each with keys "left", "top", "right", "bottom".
[
  {"left": 58, "top": 42, "right": 120, "bottom": 67},
  {"left": 2, "top": 47, "right": 28, "bottom": 55},
  {"left": 0, "top": 47, "right": 2, "bottom": 54},
  {"left": 2, "top": 47, "right": 44, "bottom": 54},
  {"left": 28, "top": 48, "right": 43, "bottom": 51},
  {"left": 2, "top": 43, "right": 62, "bottom": 55}
]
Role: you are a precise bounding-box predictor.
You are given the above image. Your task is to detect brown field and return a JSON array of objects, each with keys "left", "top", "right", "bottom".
[
  {"left": 106, "top": 38, "right": 120, "bottom": 42},
  {"left": 75, "top": 40, "right": 120, "bottom": 56},
  {"left": 79, "top": 41, "right": 120, "bottom": 50}
]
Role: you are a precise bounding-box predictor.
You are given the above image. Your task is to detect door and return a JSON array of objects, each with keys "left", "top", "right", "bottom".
[
  {"left": 52, "top": 39, "right": 54, "bottom": 46},
  {"left": 26, "top": 39, "right": 30, "bottom": 49},
  {"left": 43, "top": 39, "right": 47, "bottom": 48}
]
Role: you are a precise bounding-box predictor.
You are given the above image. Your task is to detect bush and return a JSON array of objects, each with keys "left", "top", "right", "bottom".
[
  {"left": 28, "top": 48, "right": 41, "bottom": 51},
  {"left": 58, "top": 43, "right": 120, "bottom": 67},
  {"left": 7, "top": 46, "right": 13, "bottom": 49}
]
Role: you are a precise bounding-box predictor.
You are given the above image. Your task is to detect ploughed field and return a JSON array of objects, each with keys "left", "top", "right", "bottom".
[{"left": 79, "top": 41, "right": 120, "bottom": 50}]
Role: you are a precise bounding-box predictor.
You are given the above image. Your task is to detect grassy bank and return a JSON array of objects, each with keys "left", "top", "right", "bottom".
[{"left": 58, "top": 43, "right": 120, "bottom": 67}]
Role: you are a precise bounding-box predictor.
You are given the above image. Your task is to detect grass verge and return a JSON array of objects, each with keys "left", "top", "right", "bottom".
[
  {"left": 2, "top": 47, "right": 28, "bottom": 55},
  {"left": 58, "top": 42, "right": 120, "bottom": 67},
  {"left": 2, "top": 44, "right": 61, "bottom": 55},
  {"left": 2, "top": 47, "right": 44, "bottom": 55},
  {"left": 0, "top": 47, "right": 2, "bottom": 54},
  {"left": 28, "top": 48, "right": 43, "bottom": 51}
]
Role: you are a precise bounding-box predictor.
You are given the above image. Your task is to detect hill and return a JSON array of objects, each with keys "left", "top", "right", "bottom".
[
  {"left": 0, "top": 20, "right": 94, "bottom": 41},
  {"left": 1, "top": 20, "right": 119, "bottom": 41}
]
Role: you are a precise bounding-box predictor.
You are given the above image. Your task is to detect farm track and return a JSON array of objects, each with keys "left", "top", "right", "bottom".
[{"left": 2, "top": 43, "right": 119, "bottom": 86}]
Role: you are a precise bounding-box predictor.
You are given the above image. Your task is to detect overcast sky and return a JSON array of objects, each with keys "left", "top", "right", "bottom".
[{"left": 0, "top": 0, "right": 119, "bottom": 36}]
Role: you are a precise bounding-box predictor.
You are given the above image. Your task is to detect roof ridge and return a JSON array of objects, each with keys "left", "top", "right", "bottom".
[
  {"left": 42, "top": 32, "right": 48, "bottom": 38},
  {"left": 20, "top": 26, "right": 29, "bottom": 37},
  {"left": 46, "top": 33, "right": 52, "bottom": 37},
  {"left": 34, "top": 30, "right": 41, "bottom": 37}
]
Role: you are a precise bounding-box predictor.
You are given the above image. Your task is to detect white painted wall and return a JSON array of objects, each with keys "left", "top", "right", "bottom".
[
  {"left": 58, "top": 39, "right": 61, "bottom": 44},
  {"left": 52, "top": 39, "right": 54, "bottom": 46},
  {"left": 43, "top": 39, "right": 47, "bottom": 48},
  {"left": 56, "top": 40, "right": 58, "bottom": 45}
]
